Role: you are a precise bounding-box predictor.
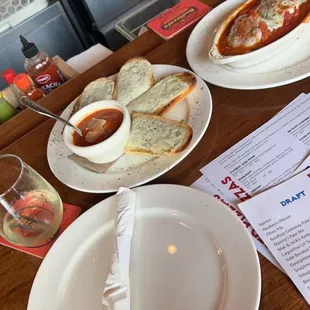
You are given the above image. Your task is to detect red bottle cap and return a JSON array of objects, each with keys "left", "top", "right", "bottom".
[
  {"left": 2, "top": 69, "right": 16, "bottom": 85},
  {"left": 13, "top": 73, "right": 32, "bottom": 91}
]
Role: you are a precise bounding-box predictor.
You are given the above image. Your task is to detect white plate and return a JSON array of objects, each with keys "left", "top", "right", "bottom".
[
  {"left": 28, "top": 184, "right": 261, "bottom": 310},
  {"left": 186, "top": 0, "right": 310, "bottom": 90},
  {"left": 47, "top": 65, "right": 212, "bottom": 193}
]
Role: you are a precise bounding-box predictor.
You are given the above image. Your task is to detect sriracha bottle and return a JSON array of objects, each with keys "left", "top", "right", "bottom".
[{"left": 20, "top": 35, "right": 65, "bottom": 94}]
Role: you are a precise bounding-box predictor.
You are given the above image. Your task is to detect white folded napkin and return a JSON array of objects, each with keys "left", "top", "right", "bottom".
[
  {"left": 102, "top": 187, "right": 136, "bottom": 310},
  {"left": 66, "top": 43, "right": 113, "bottom": 73}
]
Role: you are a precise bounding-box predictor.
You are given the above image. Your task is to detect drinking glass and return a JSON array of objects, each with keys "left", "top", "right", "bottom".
[{"left": 0, "top": 154, "right": 63, "bottom": 247}]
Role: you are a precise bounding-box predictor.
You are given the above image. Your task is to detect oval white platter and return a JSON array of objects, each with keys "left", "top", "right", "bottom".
[
  {"left": 186, "top": 0, "right": 310, "bottom": 90},
  {"left": 28, "top": 184, "right": 261, "bottom": 310},
  {"left": 47, "top": 65, "right": 212, "bottom": 193}
]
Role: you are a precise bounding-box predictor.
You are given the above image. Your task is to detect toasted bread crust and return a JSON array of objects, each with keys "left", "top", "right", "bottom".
[
  {"left": 127, "top": 72, "right": 197, "bottom": 116},
  {"left": 124, "top": 112, "right": 193, "bottom": 156},
  {"left": 111, "top": 82, "right": 117, "bottom": 100},
  {"left": 159, "top": 72, "right": 197, "bottom": 116},
  {"left": 150, "top": 69, "right": 156, "bottom": 87},
  {"left": 72, "top": 96, "right": 81, "bottom": 114}
]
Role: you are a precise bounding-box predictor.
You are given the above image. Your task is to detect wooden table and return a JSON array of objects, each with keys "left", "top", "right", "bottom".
[{"left": 0, "top": 8, "right": 310, "bottom": 310}]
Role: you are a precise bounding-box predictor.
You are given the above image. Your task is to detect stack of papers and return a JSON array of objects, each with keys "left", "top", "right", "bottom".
[
  {"left": 192, "top": 93, "right": 310, "bottom": 270},
  {"left": 239, "top": 167, "right": 310, "bottom": 303}
]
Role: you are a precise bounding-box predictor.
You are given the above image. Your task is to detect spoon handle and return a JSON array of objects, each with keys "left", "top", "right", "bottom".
[{"left": 20, "top": 96, "right": 82, "bottom": 136}]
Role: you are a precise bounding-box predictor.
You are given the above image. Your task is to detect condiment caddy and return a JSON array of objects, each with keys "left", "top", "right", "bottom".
[{"left": 2, "top": 56, "right": 77, "bottom": 110}]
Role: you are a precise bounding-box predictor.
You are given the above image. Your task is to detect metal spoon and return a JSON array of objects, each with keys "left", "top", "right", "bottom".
[{"left": 20, "top": 96, "right": 82, "bottom": 136}]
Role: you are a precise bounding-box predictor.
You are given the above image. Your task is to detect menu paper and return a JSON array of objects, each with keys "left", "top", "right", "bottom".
[
  {"left": 192, "top": 93, "right": 310, "bottom": 269},
  {"left": 200, "top": 93, "right": 310, "bottom": 195},
  {"left": 238, "top": 169, "right": 310, "bottom": 304},
  {"left": 102, "top": 188, "right": 136, "bottom": 310}
]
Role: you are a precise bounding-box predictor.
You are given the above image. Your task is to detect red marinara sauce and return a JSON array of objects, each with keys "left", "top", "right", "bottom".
[
  {"left": 73, "top": 109, "right": 123, "bottom": 147},
  {"left": 217, "top": 0, "right": 310, "bottom": 56}
]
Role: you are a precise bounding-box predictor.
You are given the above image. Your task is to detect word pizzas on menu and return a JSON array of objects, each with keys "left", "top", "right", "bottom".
[
  {"left": 221, "top": 176, "right": 252, "bottom": 202},
  {"left": 214, "top": 176, "right": 264, "bottom": 243}
]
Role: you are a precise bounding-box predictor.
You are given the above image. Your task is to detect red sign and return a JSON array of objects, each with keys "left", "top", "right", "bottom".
[{"left": 148, "top": 0, "right": 212, "bottom": 40}]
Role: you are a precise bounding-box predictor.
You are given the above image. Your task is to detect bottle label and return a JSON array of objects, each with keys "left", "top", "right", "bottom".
[
  {"left": 33, "top": 66, "right": 65, "bottom": 93},
  {"left": 41, "top": 81, "right": 62, "bottom": 93},
  {"left": 35, "top": 74, "right": 51, "bottom": 84}
]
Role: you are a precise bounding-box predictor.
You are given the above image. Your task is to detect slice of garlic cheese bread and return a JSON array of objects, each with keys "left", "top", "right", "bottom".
[
  {"left": 116, "top": 57, "right": 155, "bottom": 106},
  {"left": 127, "top": 72, "right": 196, "bottom": 116},
  {"left": 73, "top": 77, "right": 116, "bottom": 113},
  {"left": 125, "top": 112, "right": 193, "bottom": 156}
]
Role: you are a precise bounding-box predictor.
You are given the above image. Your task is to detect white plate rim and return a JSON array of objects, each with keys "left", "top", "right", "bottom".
[
  {"left": 47, "top": 64, "right": 213, "bottom": 193},
  {"left": 186, "top": 0, "right": 310, "bottom": 90},
  {"left": 27, "top": 184, "right": 261, "bottom": 310}
]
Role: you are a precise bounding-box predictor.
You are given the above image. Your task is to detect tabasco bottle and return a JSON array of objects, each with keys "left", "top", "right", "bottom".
[
  {"left": 13, "top": 73, "right": 45, "bottom": 102},
  {"left": 20, "top": 35, "right": 65, "bottom": 94}
]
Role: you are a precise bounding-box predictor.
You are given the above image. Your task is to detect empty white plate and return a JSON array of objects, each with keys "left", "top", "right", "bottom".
[{"left": 28, "top": 185, "right": 261, "bottom": 310}]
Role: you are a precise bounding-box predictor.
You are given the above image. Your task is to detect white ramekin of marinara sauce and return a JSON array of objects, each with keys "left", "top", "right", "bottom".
[{"left": 63, "top": 100, "right": 131, "bottom": 164}]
